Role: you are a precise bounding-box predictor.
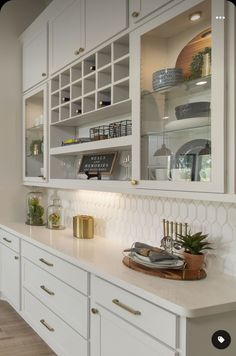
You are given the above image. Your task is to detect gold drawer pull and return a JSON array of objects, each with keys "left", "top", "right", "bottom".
[
  {"left": 132, "top": 11, "right": 140, "bottom": 18},
  {"left": 39, "top": 258, "right": 54, "bottom": 267},
  {"left": 3, "top": 237, "right": 12, "bottom": 243},
  {"left": 40, "top": 319, "right": 54, "bottom": 332},
  {"left": 40, "top": 285, "right": 55, "bottom": 296},
  {"left": 91, "top": 308, "right": 99, "bottom": 314},
  {"left": 112, "top": 299, "right": 141, "bottom": 315}
]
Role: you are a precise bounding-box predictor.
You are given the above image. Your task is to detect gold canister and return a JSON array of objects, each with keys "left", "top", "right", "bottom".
[{"left": 73, "top": 215, "right": 94, "bottom": 239}]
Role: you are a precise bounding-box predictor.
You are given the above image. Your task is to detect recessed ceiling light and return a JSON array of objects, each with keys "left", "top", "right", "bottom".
[
  {"left": 189, "top": 12, "right": 202, "bottom": 21},
  {"left": 196, "top": 81, "right": 207, "bottom": 86}
]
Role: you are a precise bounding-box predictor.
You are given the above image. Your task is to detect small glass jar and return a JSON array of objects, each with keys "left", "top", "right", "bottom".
[
  {"left": 47, "top": 199, "right": 65, "bottom": 230},
  {"left": 26, "top": 191, "right": 45, "bottom": 226}
]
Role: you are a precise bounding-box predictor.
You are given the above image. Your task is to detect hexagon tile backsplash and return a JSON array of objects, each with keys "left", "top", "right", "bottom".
[{"left": 49, "top": 189, "right": 236, "bottom": 277}]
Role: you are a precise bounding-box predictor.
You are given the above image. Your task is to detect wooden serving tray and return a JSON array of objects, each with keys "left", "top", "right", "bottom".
[{"left": 122, "top": 256, "right": 207, "bottom": 281}]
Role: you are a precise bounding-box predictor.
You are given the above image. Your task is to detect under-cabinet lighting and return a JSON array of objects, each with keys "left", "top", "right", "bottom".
[
  {"left": 196, "top": 81, "right": 207, "bottom": 86},
  {"left": 162, "top": 116, "right": 169, "bottom": 120},
  {"left": 189, "top": 12, "right": 202, "bottom": 21}
]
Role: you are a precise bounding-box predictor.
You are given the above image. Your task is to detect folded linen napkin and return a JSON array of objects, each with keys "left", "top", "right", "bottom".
[{"left": 124, "top": 242, "right": 181, "bottom": 262}]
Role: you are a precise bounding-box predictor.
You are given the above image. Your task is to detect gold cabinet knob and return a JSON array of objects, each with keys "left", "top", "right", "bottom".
[
  {"left": 74, "top": 47, "right": 85, "bottom": 55},
  {"left": 42, "top": 72, "right": 47, "bottom": 77},
  {"left": 91, "top": 308, "right": 99, "bottom": 314},
  {"left": 131, "top": 179, "right": 138, "bottom": 185},
  {"left": 132, "top": 11, "right": 140, "bottom": 18}
]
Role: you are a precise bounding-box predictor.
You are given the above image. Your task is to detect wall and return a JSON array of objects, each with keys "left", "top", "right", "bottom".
[
  {"left": 0, "top": 0, "right": 49, "bottom": 220},
  {"left": 48, "top": 189, "right": 236, "bottom": 277}
]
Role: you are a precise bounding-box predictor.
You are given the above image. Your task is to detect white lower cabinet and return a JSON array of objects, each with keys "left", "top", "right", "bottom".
[
  {"left": 22, "top": 258, "right": 88, "bottom": 337},
  {"left": 22, "top": 289, "right": 88, "bottom": 356},
  {"left": 91, "top": 304, "right": 177, "bottom": 356},
  {"left": 90, "top": 275, "right": 178, "bottom": 356},
  {"left": 0, "top": 238, "right": 20, "bottom": 311},
  {"left": 21, "top": 240, "right": 89, "bottom": 356}
]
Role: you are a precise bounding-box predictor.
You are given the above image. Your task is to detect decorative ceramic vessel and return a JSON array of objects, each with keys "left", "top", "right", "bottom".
[
  {"left": 152, "top": 68, "right": 183, "bottom": 91},
  {"left": 175, "top": 101, "right": 210, "bottom": 120}
]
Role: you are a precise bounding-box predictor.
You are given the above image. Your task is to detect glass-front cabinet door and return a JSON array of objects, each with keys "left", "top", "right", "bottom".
[
  {"left": 23, "top": 84, "right": 47, "bottom": 183},
  {"left": 131, "top": 0, "right": 226, "bottom": 192}
]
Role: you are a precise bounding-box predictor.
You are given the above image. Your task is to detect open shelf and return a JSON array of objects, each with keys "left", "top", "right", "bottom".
[
  {"left": 97, "top": 45, "right": 111, "bottom": 69},
  {"left": 50, "top": 135, "right": 132, "bottom": 155},
  {"left": 49, "top": 35, "right": 131, "bottom": 183},
  {"left": 50, "top": 99, "right": 131, "bottom": 127},
  {"left": 98, "top": 66, "right": 112, "bottom": 89},
  {"left": 71, "top": 62, "right": 82, "bottom": 82},
  {"left": 113, "top": 34, "right": 129, "bottom": 61}
]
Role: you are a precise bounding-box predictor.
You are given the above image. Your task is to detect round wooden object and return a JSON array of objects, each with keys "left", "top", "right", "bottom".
[
  {"left": 122, "top": 256, "right": 207, "bottom": 281},
  {"left": 175, "top": 27, "right": 211, "bottom": 79}
]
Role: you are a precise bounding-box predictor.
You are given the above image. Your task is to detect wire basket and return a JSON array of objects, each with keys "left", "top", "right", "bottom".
[
  {"left": 109, "top": 120, "right": 132, "bottom": 138},
  {"left": 89, "top": 125, "right": 109, "bottom": 141}
]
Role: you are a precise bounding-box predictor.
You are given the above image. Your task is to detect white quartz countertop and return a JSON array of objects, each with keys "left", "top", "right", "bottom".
[{"left": 1, "top": 221, "right": 236, "bottom": 318}]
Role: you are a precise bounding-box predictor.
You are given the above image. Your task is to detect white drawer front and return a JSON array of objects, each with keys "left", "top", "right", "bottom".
[
  {"left": 22, "top": 289, "right": 88, "bottom": 356},
  {"left": 91, "top": 275, "right": 178, "bottom": 348},
  {"left": 22, "top": 258, "right": 88, "bottom": 338},
  {"left": 0, "top": 229, "right": 20, "bottom": 253},
  {"left": 22, "top": 240, "right": 88, "bottom": 294}
]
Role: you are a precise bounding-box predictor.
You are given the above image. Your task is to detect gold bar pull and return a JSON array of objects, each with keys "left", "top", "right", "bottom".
[
  {"left": 112, "top": 299, "right": 141, "bottom": 315},
  {"left": 39, "top": 258, "right": 54, "bottom": 267},
  {"left": 40, "top": 285, "right": 55, "bottom": 296},
  {"left": 40, "top": 319, "right": 55, "bottom": 332},
  {"left": 3, "top": 237, "right": 12, "bottom": 243}
]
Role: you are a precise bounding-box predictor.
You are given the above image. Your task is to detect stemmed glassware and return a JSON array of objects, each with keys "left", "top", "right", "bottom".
[{"left": 119, "top": 151, "right": 132, "bottom": 180}]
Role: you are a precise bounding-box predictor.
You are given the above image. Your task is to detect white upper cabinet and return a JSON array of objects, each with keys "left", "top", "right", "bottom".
[
  {"left": 49, "top": 0, "right": 85, "bottom": 74},
  {"left": 131, "top": 0, "right": 226, "bottom": 193},
  {"left": 130, "top": 0, "right": 175, "bottom": 23},
  {"left": 85, "top": 0, "right": 128, "bottom": 52},
  {"left": 22, "top": 25, "right": 47, "bottom": 92}
]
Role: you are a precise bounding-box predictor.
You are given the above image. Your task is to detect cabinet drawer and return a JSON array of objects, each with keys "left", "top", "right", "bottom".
[
  {"left": 91, "top": 275, "right": 178, "bottom": 348},
  {"left": 22, "top": 289, "right": 88, "bottom": 356},
  {"left": 22, "top": 258, "right": 88, "bottom": 338},
  {"left": 0, "top": 229, "right": 20, "bottom": 253},
  {"left": 22, "top": 240, "right": 88, "bottom": 294}
]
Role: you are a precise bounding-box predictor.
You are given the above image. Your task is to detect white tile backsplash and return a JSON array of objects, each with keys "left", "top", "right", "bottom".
[{"left": 48, "top": 189, "right": 236, "bottom": 276}]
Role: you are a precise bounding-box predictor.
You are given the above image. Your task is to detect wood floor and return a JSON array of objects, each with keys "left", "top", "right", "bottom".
[{"left": 0, "top": 301, "right": 55, "bottom": 356}]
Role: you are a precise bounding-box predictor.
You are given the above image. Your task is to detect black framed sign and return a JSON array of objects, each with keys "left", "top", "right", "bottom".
[{"left": 79, "top": 152, "right": 117, "bottom": 175}]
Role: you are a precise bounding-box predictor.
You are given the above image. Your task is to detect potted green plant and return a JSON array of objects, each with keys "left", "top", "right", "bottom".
[{"left": 176, "top": 231, "right": 212, "bottom": 270}]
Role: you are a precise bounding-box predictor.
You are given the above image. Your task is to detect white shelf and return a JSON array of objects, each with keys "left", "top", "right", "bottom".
[
  {"left": 26, "top": 124, "right": 44, "bottom": 131},
  {"left": 51, "top": 99, "right": 131, "bottom": 127},
  {"left": 50, "top": 135, "right": 132, "bottom": 155}
]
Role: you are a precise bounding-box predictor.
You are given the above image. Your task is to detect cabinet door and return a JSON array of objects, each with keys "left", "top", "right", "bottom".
[
  {"left": 23, "top": 83, "right": 48, "bottom": 183},
  {"left": 23, "top": 26, "right": 47, "bottom": 92},
  {"left": 49, "top": 0, "right": 84, "bottom": 74},
  {"left": 91, "top": 304, "right": 177, "bottom": 356},
  {"left": 85, "top": 0, "right": 128, "bottom": 52},
  {"left": 131, "top": 0, "right": 226, "bottom": 193},
  {"left": 0, "top": 244, "right": 20, "bottom": 311},
  {"left": 130, "top": 0, "right": 174, "bottom": 23}
]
